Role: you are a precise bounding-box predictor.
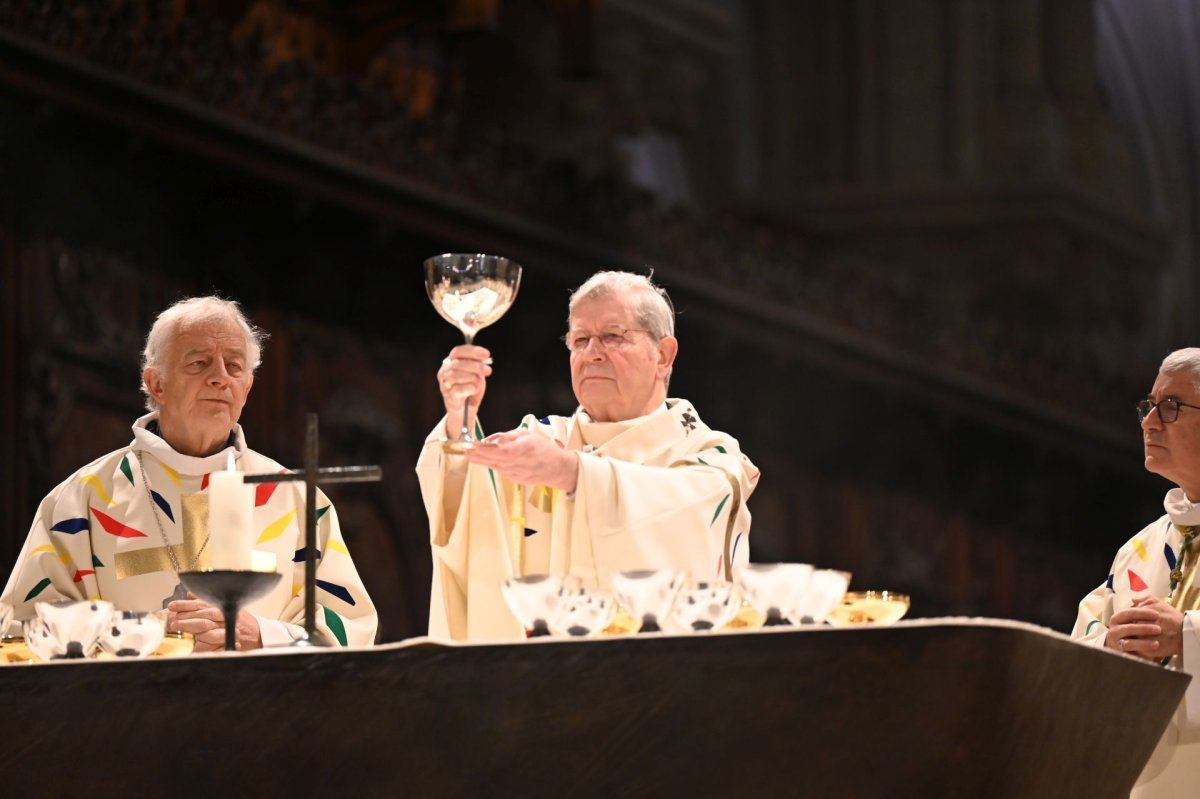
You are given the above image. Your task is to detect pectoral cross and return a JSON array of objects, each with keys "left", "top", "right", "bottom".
[
  {"left": 163, "top": 582, "right": 189, "bottom": 608},
  {"left": 241, "top": 414, "right": 381, "bottom": 645}
]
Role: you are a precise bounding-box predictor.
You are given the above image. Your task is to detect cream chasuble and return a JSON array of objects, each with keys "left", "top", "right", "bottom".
[
  {"left": 1072, "top": 488, "right": 1200, "bottom": 797},
  {"left": 416, "top": 399, "right": 759, "bottom": 642},
  {"left": 1, "top": 412, "right": 378, "bottom": 647}
]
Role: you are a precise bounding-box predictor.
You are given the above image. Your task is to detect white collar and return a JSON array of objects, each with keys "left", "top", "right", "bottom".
[
  {"left": 129, "top": 411, "right": 248, "bottom": 477},
  {"left": 1164, "top": 487, "right": 1200, "bottom": 527}
]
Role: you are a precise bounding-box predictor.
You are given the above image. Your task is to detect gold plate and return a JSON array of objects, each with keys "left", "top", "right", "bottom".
[
  {"left": 153, "top": 631, "right": 195, "bottom": 658},
  {"left": 0, "top": 636, "right": 35, "bottom": 665},
  {"left": 826, "top": 591, "right": 911, "bottom": 626},
  {"left": 725, "top": 601, "right": 766, "bottom": 629},
  {"left": 0, "top": 631, "right": 194, "bottom": 664},
  {"left": 602, "top": 607, "right": 640, "bottom": 636}
]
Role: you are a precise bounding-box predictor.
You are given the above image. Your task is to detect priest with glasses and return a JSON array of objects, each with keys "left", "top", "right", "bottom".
[
  {"left": 418, "top": 271, "right": 760, "bottom": 641},
  {"left": 1073, "top": 348, "right": 1200, "bottom": 796}
]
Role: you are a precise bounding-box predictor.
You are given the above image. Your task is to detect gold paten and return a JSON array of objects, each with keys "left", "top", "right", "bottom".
[{"left": 826, "top": 591, "right": 911, "bottom": 626}]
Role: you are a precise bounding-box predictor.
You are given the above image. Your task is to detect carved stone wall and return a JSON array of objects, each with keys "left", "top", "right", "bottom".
[{"left": 0, "top": 0, "right": 1167, "bottom": 439}]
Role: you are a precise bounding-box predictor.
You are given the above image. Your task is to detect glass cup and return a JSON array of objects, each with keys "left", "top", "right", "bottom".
[
  {"left": 733, "top": 563, "right": 814, "bottom": 626},
  {"left": 791, "top": 569, "right": 852, "bottom": 624},
  {"left": 671, "top": 579, "right": 741, "bottom": 632},
  {"left": 611, "top": 569, "right": 687, "bottom": 633},
  {"left": 100, "top": 610, "right": 166, "bottom": 657},
  {"left": 501, "top": 575, "right": 567, "bottom": 637},
  {"left": 551, "top": 580, "right": 617, "bottom": 637},
  {"left": 23, "top": 599, "right": 114, "bottom": 660}
]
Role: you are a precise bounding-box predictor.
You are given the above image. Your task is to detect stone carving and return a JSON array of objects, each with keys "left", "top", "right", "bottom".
[{"left": 0, "top": 1, "right": 1160, "bottom": 437}]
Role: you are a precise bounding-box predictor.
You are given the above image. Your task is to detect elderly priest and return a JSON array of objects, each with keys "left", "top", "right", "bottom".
[
  {"left": 417, "top": 270, "right": 759, "bottom": 641},
  {"left": 1073, "top": 348, "right": 1200, "bottom": 796},
  {"left": 1, "top": 296, "right": 377, "bottom": 651}
]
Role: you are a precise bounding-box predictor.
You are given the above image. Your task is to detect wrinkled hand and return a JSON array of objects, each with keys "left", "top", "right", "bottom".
[
  {"left": 1108, "top": 596, "right": 1183, "bottom": 660},
  {"left": 464, "top": 429, "right": 579, "bottom": 492},
  {"left": 167, "top": 593, "right": 263, "bottom": 653},
  {"left": 437, "top": 345, "right": 493, "bottom": 440}
]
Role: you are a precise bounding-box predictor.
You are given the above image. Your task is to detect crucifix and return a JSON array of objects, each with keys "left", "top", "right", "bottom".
[{"left": 240, "top": 413, "right": 382, "bottom": 646}]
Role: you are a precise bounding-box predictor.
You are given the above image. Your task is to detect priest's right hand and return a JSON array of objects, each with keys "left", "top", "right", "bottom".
[
  {"left": 1106, "top": 604, "right": 1165, "bottom": 660},
  {"left": 437, "top": 345, "right": 493, "bottom": 440}
]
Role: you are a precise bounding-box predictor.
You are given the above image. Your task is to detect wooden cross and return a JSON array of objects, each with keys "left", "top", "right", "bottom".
[{"left": 243, "top": 413, "right": 381, "bottom": 645}]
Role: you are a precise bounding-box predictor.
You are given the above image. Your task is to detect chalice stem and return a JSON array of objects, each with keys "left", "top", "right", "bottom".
[
  {"left": 222, "top": 599, "right": 238, "bottom": 652},
  {"left": 458, "top": 393, "right": 472, "bottom": 443},
  {"left": 457, "top": 331, "right": 475, "bottom": 444}
]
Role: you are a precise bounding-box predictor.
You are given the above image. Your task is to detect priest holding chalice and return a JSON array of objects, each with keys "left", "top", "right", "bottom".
[{"left": 0, "top": 296, "right": 377, "bottom": 652}]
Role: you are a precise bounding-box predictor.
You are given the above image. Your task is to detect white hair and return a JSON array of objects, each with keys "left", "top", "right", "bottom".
[
  {"left": 1159, "top": 348, "right": 1200, "bottom": 391},
  {"left": 567, "top": 270, "right": 675, "bottom": 339},
  {"left": 141, "top": 296, "right": 268, "bottom": 411}
]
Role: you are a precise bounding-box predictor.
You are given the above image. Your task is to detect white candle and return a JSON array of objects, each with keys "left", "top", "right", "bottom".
[{"left": 207, "top": 452, "right": 255, "bottom": 570}]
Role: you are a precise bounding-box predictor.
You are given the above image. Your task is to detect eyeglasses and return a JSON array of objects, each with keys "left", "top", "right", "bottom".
[
  {"left": 1136, "top": 397, "right": 1200, "bottom": 424},
  {"left": 563, "top": 327, "right": 651, "bottom": 353}
]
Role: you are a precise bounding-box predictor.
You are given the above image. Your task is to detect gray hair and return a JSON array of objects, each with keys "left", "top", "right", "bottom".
[
  {"left": 1159, "top": 348, "right": 1200, "bottom": 392},
  {"left": 141, "top": 296, "right": 268, "bottom": 411},
  {"left": 567, "top": 271, "right": 675, "bottom": 339}
]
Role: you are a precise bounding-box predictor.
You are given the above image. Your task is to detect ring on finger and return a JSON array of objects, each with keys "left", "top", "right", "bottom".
[{"left": 1118, "top": 638, "right": 1126, "bottom": 652}]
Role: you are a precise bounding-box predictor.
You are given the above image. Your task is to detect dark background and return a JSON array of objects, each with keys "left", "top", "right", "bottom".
[{"left": 0, "top": 0, "right": 1196, "bottom": 642}]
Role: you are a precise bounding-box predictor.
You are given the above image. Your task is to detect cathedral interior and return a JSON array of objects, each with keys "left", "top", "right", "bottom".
[{"left": 1, "top": 0, "right": 1197, "bottom": 643}]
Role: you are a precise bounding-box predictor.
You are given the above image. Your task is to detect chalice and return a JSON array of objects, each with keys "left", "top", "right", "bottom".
[
  {"left": 424, "top": 253, "right": 522, "bottom": 452},
  {"left": 179, "top": 570, "right": 282, "bottom": 652}
]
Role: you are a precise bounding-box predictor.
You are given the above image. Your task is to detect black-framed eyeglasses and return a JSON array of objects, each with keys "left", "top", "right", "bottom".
[
  {"left": 1136, "top": 397, "right": 1200, "bottom": 424},
  {"left": 563, "top": 327, "right": 652, "bottom": 353}
]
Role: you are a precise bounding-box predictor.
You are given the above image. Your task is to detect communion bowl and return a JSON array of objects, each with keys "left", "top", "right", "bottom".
[
  {"left": 551, "top": 582, "right": 617, "bottom": 637},
  {"left": 24, "top": 599, "right": 115, "bottom": 660},
  {"left": 611, "top": 569, "right": 687, "bottom": 633},
  {"left": 101, "top": 610, "right": 166, "bottom": 657},
  {"left": 671, "top": 579, "right": 741, "bottom": 632},
  {"left": 178, "top": 570, "right": 281, "bottom": 610},
  {"left": 791, "top": 569, "right": 852, "bottom": 625},
  {"left": 501, "top": 575, "right": 566, "bottom": 637},
  {"left": 733, "top": 563, "right": 814, "bottom": 626}
]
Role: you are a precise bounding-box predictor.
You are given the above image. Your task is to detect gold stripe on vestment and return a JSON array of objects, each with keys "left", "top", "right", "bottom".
[{"left": 114, "top": 493, "right": 211, "bottom": 579}]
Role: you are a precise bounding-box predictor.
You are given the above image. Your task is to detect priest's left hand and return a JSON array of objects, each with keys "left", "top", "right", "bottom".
[
  {"left": 1118, "top": 596, "right": 1184, "bottom": 660},
  {"left": 167, "top": 593, "right": 264, "bottom": 653},
  {"left": 464, "top": 429, "right": 579, "bottom": 493}
]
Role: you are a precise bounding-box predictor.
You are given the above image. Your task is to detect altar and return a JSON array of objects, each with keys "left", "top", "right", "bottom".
[{"left": 0, "top": 619, "right": 1187, "bottom": 798}]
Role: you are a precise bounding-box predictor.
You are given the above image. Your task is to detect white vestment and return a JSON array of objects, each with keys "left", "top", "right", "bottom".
[
  {"left": 416, "top": 399, "right": 759, "bottom": 641},
  {"left": 1, "top": 413, "right": 378, "bottom": 647},
  {"left": 1072, "top": 488, "right": 1200, "bottom": 797}
]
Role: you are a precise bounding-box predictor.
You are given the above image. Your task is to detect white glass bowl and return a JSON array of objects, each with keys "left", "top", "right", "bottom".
[
  {"left": 500, "top": 575, "right": 567, "bottom": 637},
  {"left": 23, "top": 599, "right": 115, "bottom": 660},
  {"left": 671, "top": 579, "right": 741, "bottom": 632},
  {"left": 793, "top": 569, "right": 852, "bottom": 624},
  {"left": 101, "top": 611, "right": 166, "bottom": 657},
  {"left": 611, "top": 569, "right": 687, "bottom": 633},
  {"left": 551, "top": 582, "right": 617, "bottom": 637},
  {"left": 733, "top": 563, "right": 814, "bottom": 626}
]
